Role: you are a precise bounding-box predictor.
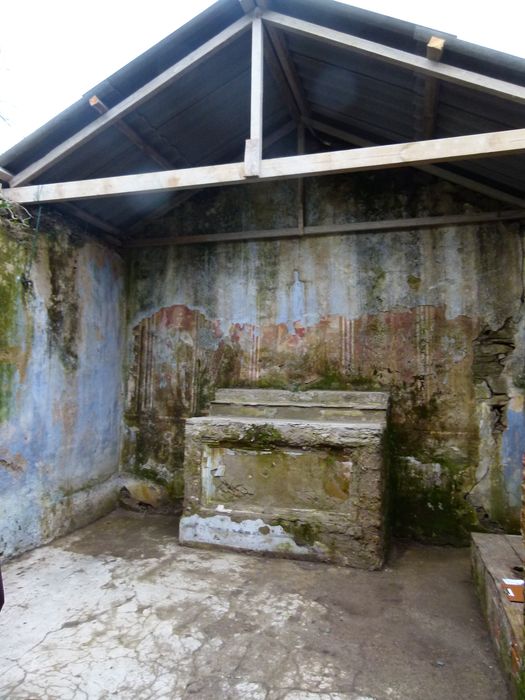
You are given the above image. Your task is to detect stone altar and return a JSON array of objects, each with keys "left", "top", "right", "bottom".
[{"left": 179, "top": 389, "right": 389, "bottom": 569}]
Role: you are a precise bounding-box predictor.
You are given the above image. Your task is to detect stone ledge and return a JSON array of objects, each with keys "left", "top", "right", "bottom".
[
  {"left": 471, "top": 532, "right": 524, "bottom": 698},
  {"left": 186, "top": 416, "right": 386, "bottom": 448},
  {"left": 214, "top": 388, "right": 390, "bottom": 409}
]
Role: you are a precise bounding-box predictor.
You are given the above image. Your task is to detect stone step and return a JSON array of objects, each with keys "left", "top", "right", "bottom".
[
  {"left": 213, "top": 388, "right": 389, "bottom": 410},
  {"left": 209, "top": 402, "right": 386, "bottom": 423}
]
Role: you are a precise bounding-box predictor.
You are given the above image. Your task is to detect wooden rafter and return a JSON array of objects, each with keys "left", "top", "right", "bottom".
[
  {"left": 262, "top": 11, "right": 525, "bottom": 105},
  {"left": 127, "top": 120, "right": 296, "bottom": 234},
  {"left": 89, "top": 95, "right": 176, "bottom": 169},
  {"left": 0, "top": 167, "right": 13, "bottom": 183},
  {"left": 262, "top": 26, "right": 301, "bottom": 123},
  {"left": 265, "top": 24, "right": 311, "bottom": 121},
  {"left": 0, "top": 165, "right": 122, "bottom": 239},
  {"left": 9, "top": 15, "right": 252, "bottom": 188},
  {"left": 4, "top": 127, "right": 525, "bottom": 204},
  {"left": 306, "top": 118, "right": 525, "bottom": 209}
]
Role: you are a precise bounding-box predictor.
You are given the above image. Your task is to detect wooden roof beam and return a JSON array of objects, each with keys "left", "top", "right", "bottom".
[
  {"left": 414, "top": 36, "right": 446, "bottom": 140},
  {"left": 262, "top": 25, "right": 301, "bottom": 124},
  {"left": 126, "top": 208, "right": 525, "bottom": 248},
  {"left": 0, "top": 167, "right": 13, "bottom": 183},
  {"left": 5, "top": 127, "right": 525, "bottom": 204},
  {"left": 58, "top": 203, "right": 123, "bottom": 244},
  {"left": 306, "top": 117, "right": 525, "bottom": 209},
  {"left": 427, "top": 36, "right": 445, "bottom": 62},
  {"left": 89, "top": 95, "right": 177, "bottom": 169},
  {"left": 244, "top": 14, "right": 265, "bottom": 177},
  {"left": 127, "top": 120, "right": 296, "bottom": 234},
  {"left": 264, "top": 24, "right": 312, "bottom": 122},
  {"left": 1, "top": 164, "right": 122, "bottom": 240},
  {"left": 262, "top": 11, "right": 525, "bottom": 105},
  {"left": 9, "top": 15, "right": 252, "bottom": 188}
]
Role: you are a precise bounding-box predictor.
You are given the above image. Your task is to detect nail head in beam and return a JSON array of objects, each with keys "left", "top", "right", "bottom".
[{"left": 427, "top": 36, "right": 445, "bottom": 61}]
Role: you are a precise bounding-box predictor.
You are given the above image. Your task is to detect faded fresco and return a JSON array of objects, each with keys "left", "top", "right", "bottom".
[
  {"left": 125, "top": 172, "right": 525, "bottom": 543},
  {"left": 0, "top": 212, "right": 124, "bottom": 558}
]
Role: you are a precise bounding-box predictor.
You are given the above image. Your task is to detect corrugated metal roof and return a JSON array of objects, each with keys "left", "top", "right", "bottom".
[{"left": 1, "top": 0, "right": 525, "bottom": 242}]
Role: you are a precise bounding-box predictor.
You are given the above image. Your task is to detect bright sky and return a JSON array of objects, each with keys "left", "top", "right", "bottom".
[{"left": 1, "top": 0, "right": 524, "bottom": 155}]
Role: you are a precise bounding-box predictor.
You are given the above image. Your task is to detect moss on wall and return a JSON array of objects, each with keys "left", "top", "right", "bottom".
[
  {"left": 124, "top": 172, "right": 525, "bottom": 540},
  {"left": 47, "top": 230, "right": 82, "bottom": 371},
  {"left": 0, "top": 216, "right": 33, "bottom": 422}
]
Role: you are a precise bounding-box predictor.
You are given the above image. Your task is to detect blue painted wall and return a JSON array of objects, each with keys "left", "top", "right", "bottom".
[{"left": 0, "top": 218, "right": 124, "bottom": 558}]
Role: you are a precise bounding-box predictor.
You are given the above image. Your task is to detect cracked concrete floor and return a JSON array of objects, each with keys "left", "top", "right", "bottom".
[{"left": 1, "top": 511, "right": 508, "bottom": 700}]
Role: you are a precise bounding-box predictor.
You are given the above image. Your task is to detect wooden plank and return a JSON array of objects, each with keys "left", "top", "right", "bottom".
[
  {"left": 10, "top": 15, "right": 252, "bottom": 188},
  {"left": 306, "top": 118, "right": 525, "bottom": 209},
  {"left": 263, "top": 25, "right": 301, "bottom": 122},
  {"left": 0, "top": 167, "right": 13, "bottom": 183},
  {"left": 126, "top": 208, "right": 525, "bottom": 248},
  {"left": 262, "top": 11, "right": 525, "bottom": 105},
  {"left": 6, "top": 127, "right": 525, "bottom": 204},
  {"left": 427, "top": 36, "right": 445, "bottom": 62},
  {"left": 414, "top": 36, "right": 445, "bottom": 140},
  {"left": 89, "top": 95, "right": 176, "bottom": 169},
  {"left": 245, "top": 15, "right": 264, "bottom": 177},
  {"left": 265, "top": 24, "right": 311, "bottom": 120}
]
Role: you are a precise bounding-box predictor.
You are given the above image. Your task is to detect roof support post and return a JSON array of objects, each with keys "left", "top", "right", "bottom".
[{"left": 244, "top": 14, "right": 264, "bottom": 177}]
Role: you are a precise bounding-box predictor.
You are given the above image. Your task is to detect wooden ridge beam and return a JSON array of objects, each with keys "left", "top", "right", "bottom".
[
  {"left": 262, "top": 11, "right": 525, "bottom": 105},
  {"left": 10, "top": 15, "right": 252, "bottom": 188},
  {"left": 89, "top": 95, "right": 175, "bottom": 169},
  {"left": 5, "top": 127, "right": 525, "bottom": 205},
  {"left": 126, "top": 208, "right": 525, "bottom": 248},
  {"left": 305, "top": 118, "right": 525, "bottom": 209}
]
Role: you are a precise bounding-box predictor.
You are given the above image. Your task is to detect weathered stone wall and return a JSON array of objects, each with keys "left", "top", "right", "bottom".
[
  {"left": 0, "top": 209, "right": 125, "bottom": 558},
  {"left": 125, "top": 170, "right": 525, "bottom": 543}
]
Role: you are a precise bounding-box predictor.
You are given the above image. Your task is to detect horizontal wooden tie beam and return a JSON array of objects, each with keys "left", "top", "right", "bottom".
[
  {"left": 305, "top": 117, "right": 525, "bottom": 209},
  {"left": 4, "top": 128, "right": 525, "bottom": 204},
  {"left": 127, "top": 209, "right": 525, "bottom": 248}
]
